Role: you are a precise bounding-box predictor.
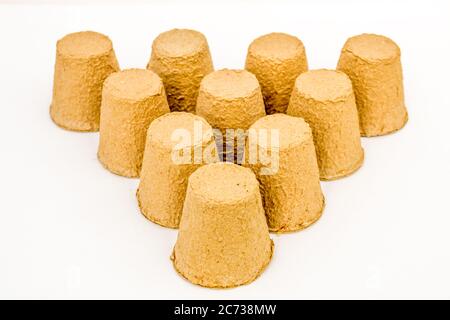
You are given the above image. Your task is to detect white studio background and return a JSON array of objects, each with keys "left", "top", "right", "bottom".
[{"left": 0, "top": 0, "right": 449, "bottom": 299}]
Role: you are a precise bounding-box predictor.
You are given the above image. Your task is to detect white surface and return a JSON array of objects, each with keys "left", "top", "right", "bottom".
[{"left": 0, "top": 0, "right": 449, "bottom": 299}]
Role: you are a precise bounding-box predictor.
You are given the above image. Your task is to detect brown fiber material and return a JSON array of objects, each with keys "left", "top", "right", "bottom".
[
  {"left": 172, "top": 162, "right": 273, "bottom": 288},
  {"left": 50, "top": 31, "right": 120, "bottom": 131},
  {"left": 196, "top": 69, "right": 266, "bottom": 162},
  {"left": 137, "top": 112, "right": 217, "bottom": 228},
  {"left": 337, "top": 34, "right": 408, "bottom": 137},
  {"left": 245, "top": 33, "right": 308, "bottom": 114},
  {"left": 97, "top": 69, "right": 170, "bottom": 178},
  {"left": 147, "top": 29, "right": 214, "bottom": 113},
  {"left": 246, "top": 114, "right": 325, "bottom": 233},
  {"left": 288, "top": 69, "right": 364, "bottom": 180}
]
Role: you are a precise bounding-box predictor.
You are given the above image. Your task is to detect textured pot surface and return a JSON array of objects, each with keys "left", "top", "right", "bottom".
[
  {"left": 50, "top": 31, "right": 119, "bottom": 131},
  {"left": 147, "top": 29, "right": 213, "bottom": 113},
  {"left": 98, "top": 68, "right": 170, "bottom": 177},
  {"left": 137, "top": 112, "right": 217, "bottom": 228},
  {"left": 246, "top": 114, "right": 325, "bottom": 232},
  {"left": 196, "top": 69, "right": 266, "bottom": 163},
  {"left": 288, "top": 69, "right": 364, "bottom": 180},
  {"left": 337, "top": 33, "right": 408, "bottom": 136},
  {"left": 246, "top": 32, "right": 308, "bottom": 114},
  {"left": 172, "top": 162, "right": 273, "bottom": 288}
]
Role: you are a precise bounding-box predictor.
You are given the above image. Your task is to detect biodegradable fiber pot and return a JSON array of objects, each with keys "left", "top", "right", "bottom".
[
  {"left": 287, "top": 69, "right": 364, "bottom": 180},
  {"left": 196, "top": 69, "right": 266, "bottom": 163},
  {"left": 97, "top": 69, "right": 170, "bottom": 178},
  {"left": 50, "top": 31, "right": 120, "bottom": 131},
  {"left": 137, "top": 112, "right": 218, "bottom": 228},
  {"left": 245, "top": 32, "right": 308, "bottom": 114},
  {"left": 172, "top": 162, "right": 273, "bottom": 288},
  {"left": 246, "top": 114, "right": 324, "bottom": 232},
  {"left": 337, "top": 33, "right": 408, "bottom": 136},
  {"left": 147, "top": 29, "right": 214, "bottom": 113}
]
